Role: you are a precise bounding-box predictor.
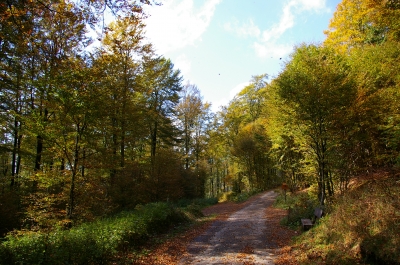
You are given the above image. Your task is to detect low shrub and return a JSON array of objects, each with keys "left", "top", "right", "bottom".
[
  {"left": 218, "top": 191, "right": 233, "bottom": 202},
  {"left": 193, "top": 197, "right": 219, "bottom": 207},
  {"left": 219, "top": 190, "right": 260, "bottom": 203},
  {"left": 0, "top": 202, "right": 190, "bottom": 265},
  {"left": 274, "top": 190, "right": 319, "bottom": 229},
  {"left": 174, "top": 197, "right": 218, "bottom": 208}
]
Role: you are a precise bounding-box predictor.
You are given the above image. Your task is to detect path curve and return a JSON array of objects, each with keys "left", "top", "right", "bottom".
[{"left": 179, "top": 190, "right": 277, "bottom": 265}]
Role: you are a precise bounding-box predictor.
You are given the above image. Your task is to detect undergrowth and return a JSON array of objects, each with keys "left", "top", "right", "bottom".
[
  {"left": 0, "top": 198, "right": 217, "bottom": 265},
  {"left": 280, "top": 171, "right": 400, "bottom": 265},
  {"left": 174, "top": 197, "right": 218, "bottom": 208},
  {"left": 274, "top": 188, "right": 319, "bottom": 229},
  {"left": 218, "top": 190, "right": 260, "bottom": 203}
]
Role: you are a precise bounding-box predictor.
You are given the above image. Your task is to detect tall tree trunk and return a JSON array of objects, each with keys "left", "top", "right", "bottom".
[
  {"left": 121, "top": 60, "right": 128, "bottom": 168},
  {"left": 120, "top": 130, "right": 125, "bottom": 168},
  {"left": 11, "top": 117, "right": 19, "bottom": 189},
  {"left": 184, "top": 119, "right": 189, "bottom": 169},
  {"left": 33, "top": 135, "right": 43, "bottom": 191},
  {"left": 34, "top": 107, "right": 48, "bottom": 190},
  {"left": 150, "top": 121, "right": 158, "bottom": 169},
  {"left": 81, "top": 149, "right": 85, "bottom": 178},
  {"left": 15, "top": 134, "right": 22, "bottom": 187},
  {"left": 110, "top": 115, "right": 118, "bottom": 184},
  {"left": 34, "top": 135, "right": 43, "bottom": 172},
  {"left": 67, "top": 133, "right": 80, "bottom": 219}
]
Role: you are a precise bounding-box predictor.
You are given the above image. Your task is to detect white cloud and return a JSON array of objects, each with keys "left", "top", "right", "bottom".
[
  {"left": 230, "top": 82, "right": 250, "bottom": 99},
  {"left": 253, "top": 42, "right": 293, "bottom": 58},
  {"left": 144, "top": 0, "right": 221, "bottom": 54},
  {"left": 261, "top": 2, "right": 295, "bottom": 43},
  {"left": 174, "top": 54, "right": 191, "bottom": 77},
  {"left": 211, "top": 98, "right": 227, "bottom": 112},
  {"left": 224, "top": 18, "right": 261, "bottom": 38},
  {"left": 256, "top": 0, "right": 329, "bottom": 58},
  {"left": 212, "top": 81, "right": 250, "bottom": 112},
  {"left": 296, "top": 0, "right": 328, "bottom": 11},
  {"left": 224, "top": 0, "right": 329, "bottom": 59},
  {"left": 270, "top": 0, "right": 329, "bottom": 39}
]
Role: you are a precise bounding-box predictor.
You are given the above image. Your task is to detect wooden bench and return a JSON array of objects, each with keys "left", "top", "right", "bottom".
[{"left": 301, "top": 207, "right": 323, "bottom": 231}]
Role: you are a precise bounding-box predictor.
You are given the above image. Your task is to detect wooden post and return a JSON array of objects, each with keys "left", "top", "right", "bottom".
[{"left": 282, "top": 183, "right": 289, "bottom": 203}]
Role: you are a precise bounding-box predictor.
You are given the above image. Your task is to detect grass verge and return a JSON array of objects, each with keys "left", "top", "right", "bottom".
[{"left": 0, "top": 198, "right": 218, "bottom": 265}]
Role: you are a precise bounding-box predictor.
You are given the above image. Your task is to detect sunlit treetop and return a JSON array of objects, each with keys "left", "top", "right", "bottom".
[{"left": 324, "top": 0, "right": 400, "bottom": 53}]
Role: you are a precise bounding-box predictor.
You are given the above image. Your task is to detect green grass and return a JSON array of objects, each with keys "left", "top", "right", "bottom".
[{"left": 0, "top": 201, "right": 205, "bottom": 265}]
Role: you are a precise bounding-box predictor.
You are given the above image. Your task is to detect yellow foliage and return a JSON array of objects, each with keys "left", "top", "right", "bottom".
[
  {"left": 324, "top": 0, "right": 400, "bottom": 53},
  {"left": 324, "top": 0, "right": 372, "bottom": 53}
]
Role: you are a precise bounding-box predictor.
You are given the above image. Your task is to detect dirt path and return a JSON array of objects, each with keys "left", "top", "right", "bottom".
[{"left": 178, "top": 191, "right": 277, "bottom": 265}]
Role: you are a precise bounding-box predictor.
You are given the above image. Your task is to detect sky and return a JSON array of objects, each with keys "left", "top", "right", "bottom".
[{"left": 143, "top": 0, "right": 342, "bottom": 111}]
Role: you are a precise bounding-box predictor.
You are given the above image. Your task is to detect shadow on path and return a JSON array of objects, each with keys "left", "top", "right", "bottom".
[{"left": 179, "top": 191, "right": 277, "bottom": 265}]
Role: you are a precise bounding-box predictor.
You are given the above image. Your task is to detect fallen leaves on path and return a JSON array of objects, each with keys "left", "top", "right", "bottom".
[
  {"left": 129, "top": 220, "right": 212, "bottom": 265},
  {"left": 264, "top": 206, "right": 299, "bottom": 265},
  {"left": 240, "top": 245, "right": 255, "bottom": 254},
  {"left": 128, "top": 201, "right": 246, "bottom": 265},
  {"left": 127, "top": 193, "right": 299, "bottom": 265}
]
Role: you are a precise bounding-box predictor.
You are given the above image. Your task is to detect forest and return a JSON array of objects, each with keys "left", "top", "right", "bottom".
[{"left": 1, "top": 0, "right": 400, "bottom": 263}]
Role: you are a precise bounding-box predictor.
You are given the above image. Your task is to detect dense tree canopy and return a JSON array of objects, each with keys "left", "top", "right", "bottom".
[
  {"left": 1, "top": 0, "right": 400, "bottom": 236},
  {"left": 0, "top": 0, "right": 194, "bottom": 232},
  {"left": 274, "top": 44, "right": 356, "bottom": 204}
]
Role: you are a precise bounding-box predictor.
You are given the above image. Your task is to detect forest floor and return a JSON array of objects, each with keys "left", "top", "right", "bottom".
[{"left": 130, "top": 190, "right": 298, "bottom": 265}]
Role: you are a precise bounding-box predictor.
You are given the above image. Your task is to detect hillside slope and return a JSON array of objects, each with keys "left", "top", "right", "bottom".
[{"left": 280, "top": 169, "right": 400, "bottom": 265}]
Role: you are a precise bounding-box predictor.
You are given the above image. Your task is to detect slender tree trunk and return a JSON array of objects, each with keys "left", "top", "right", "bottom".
[
  {"left": 120, "top": 131, "right": 125, "bottom": 168},
  {"left": 33, "top": 135, "right": 43, "bottom": 191},
  {"left": 121, "top": 72, "right": 127, "bottom": 168},
  {"left": 67, "top": 133, "right": 80, "bottom": 219},
  {"left": 11, "top": 118, "right": 19, "bottom": 189},
  {"left": 15, "top": 134, "right": 22, "bottom": 187},
  {"left": 327, "top": 170, "right": 334, "bottom": 196},
  {"left": 34, "top": 107, "right": 48, "bottom": 190},
  {"left": 185, "top": 122, "right": 189, "bottom": 169},
  {"left": 35, "top": 135, "right": 43, "bottom": 172},
  {"left": 81, "top": 149, "right": 85, "bottom": 178},
  {"left": 150, "top": 121, "right": 158, "bottom": 168},
  {"left": 211, "top": 178, "right": 214, "bottom": 197},
  {"left": 110, "top": 115, "right": 118, "bottom": 184}
]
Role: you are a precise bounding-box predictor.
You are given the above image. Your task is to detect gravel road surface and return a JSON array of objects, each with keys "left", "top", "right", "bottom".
[{"left": 179, "top": 190, "right": 278, "bottom": 265}]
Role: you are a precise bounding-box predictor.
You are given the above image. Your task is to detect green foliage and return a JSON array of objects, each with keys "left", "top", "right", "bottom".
[
  {"left": 3, "top": 0, "right": 400, "bottom": 257},
  {"left": 348, "top": 41, "right": 400, "bottom": 168},
  {"left": 231, "top": 122, "right": 274, "bottom": 191},
  {"left": 230, "top": 191, "right": 256, "bottom": 202},
  {"left": 207, "top": 73, "right": 280, "bottom": 199},
  {"left": 174, "top": 197, "right": 218, "bottom": 220},
  {"left": 174, "top": 197, "right": 218, "bottom": 208},
  {"left": 218, "top": 190, "right": 260, "bottom": 203},
  {"left": 273, "top": 135, "right": 306, "bottom": 190},
  {"left": 0, "top": 202, "right": 190, "bottom": 265},
  {"left": 274, "top": 190, "right": 319, "bottom": 229},
  {"left": 0, "top": 0, "right": 205, "bottom": 232},
  {"left": 274, "top": 44, "right": 357, "bottom": 204}
]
